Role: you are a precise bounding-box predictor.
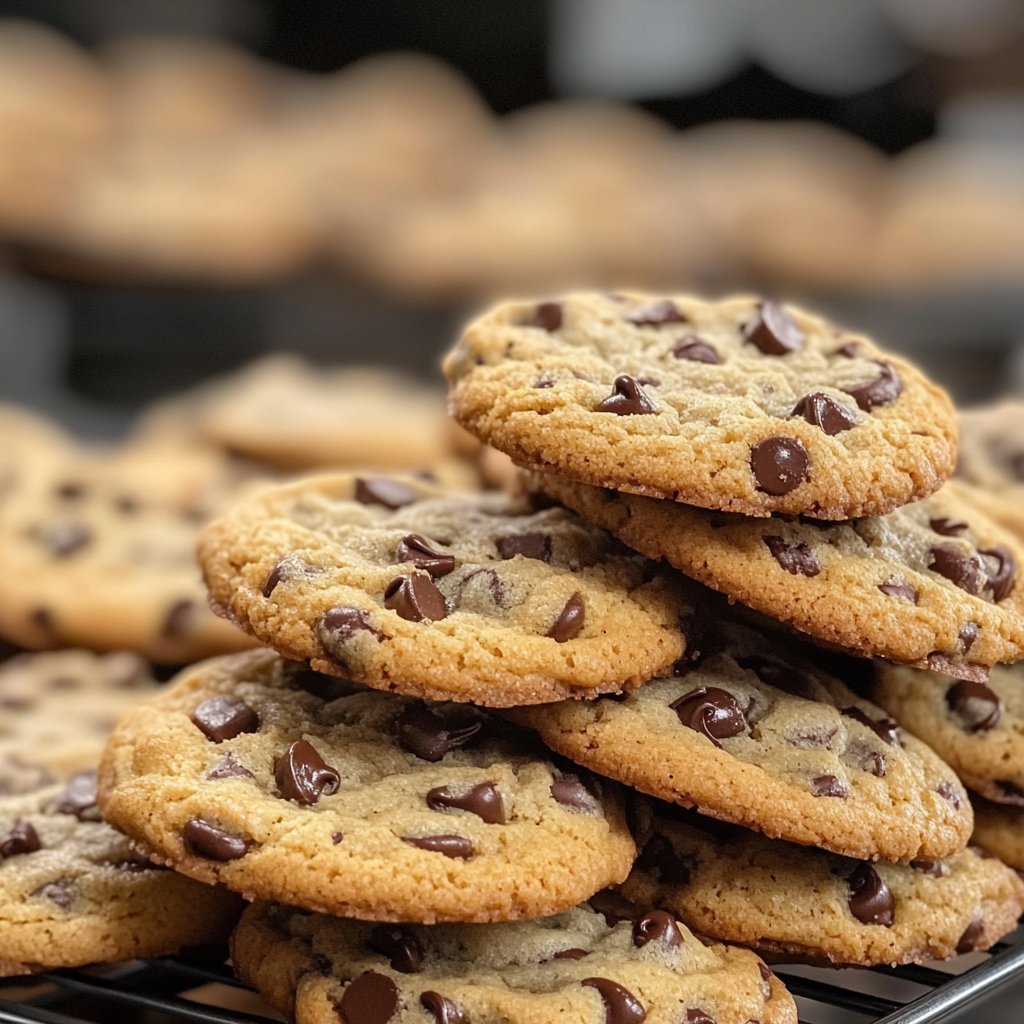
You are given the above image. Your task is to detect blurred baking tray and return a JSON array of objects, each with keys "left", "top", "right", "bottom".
[{"left": 2, "top": 923, "right": 1023, "bottom": 1024}]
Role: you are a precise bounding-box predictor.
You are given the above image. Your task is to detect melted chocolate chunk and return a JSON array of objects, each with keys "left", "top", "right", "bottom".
[
  {"left": 946, "top": 680, "right": 1002, "bottom": 733},
  {"left": 910, "top": 859, "right": 947, "bottom": 878},
  {"left": 936, "top": 781, "right": 962, "bottom": 809},
  {"left": 625, "top": 299, "right": 686, "bottom": 326},
  {"left": 744, "top": 301, "right": 804, "bottom": 355},
  {"left": 672, "top": 336, "right": 719, "bottom": 363},
  {"left": 0, "top": 818, "right": 40, "bottom": 858},
  {"left": 183, "top": 818, "right": 250, "bottom": 861},
  {"left": 929, "top": 544, "right": 985, "bottom": 595},
  {"left": 262, "top": 555, "right": 318, "bottom": 597},
  {"left": 191, "top": 696, "right": 259, "bottom": 743},
  {"left": 959, "top": 622, "right": 980, "bottom": 653},
  {"left": 791, "top": 393, "right": 857, "bottom": 435},
  {"left": 55, "top": 772, "right": 100, "bottom": 821},
  {"left": 32, "top": 877, "right": 76, "bottom": 909},
  {"left": 354, "top": 478, "right": 416, "bottom": 509},
  {"left": 596, "top": 375, "right": 658, "bottom": 415},
  {"left": 402, "top": 834, "right": 474, "bottom": 859},
  {"left": 498, "top": 532, "right": 551, "bottom": 561},
  {"left": 956, "top": 916, "right": 985, "bottom": 955},
  {"left": 847, "top": 862, "right": 895, "bottom": 926},
  {"left": 332, "top": 831, "right": 344, "bottom": 844},
  {"left": 420, "top": 992, "right": 467, "bottom": 1024},
  {"left": 581, "top": 977, "right": 647, "bottom": 1024},
  {"left": 367, "top": 924, "right": 422, "bottom": 973},
  {"left": 44, "top": 522, "right": 91, "bottom": 558},
  {"left": 844, "top": 361, "right": 902, "bottom": 411},
  {"left": 427, "top": 782, "right": 505, "bottom": 824},
  {"left": 878, "top": 579, "right": 918, "bottom": 603},
  {"left": 395, "top": 705, "right": 482, "bottom": 762},
  {"left": 812, "top": 775, "right": 849, "bottom": 798},
  {"left": 320, "top": 606, "right": 381, "bottom": 643},
  {"left": 762, "top": 535, "right": 820, "bottom": 576},
  {"left": 339, "top": 971, "right": 399, "bottom": 1024},
  {"left": 527, "top": 301, "right": 563, "bottom": 332},
  {"left": 553, "top": 948, "right": 590, "bottom": 960},
  {"left": 384, "top": 573, "right": 448, "bottom": 622},
  {"left": 671, "top": 687, "right": 747, "bottom": 747},
  {"left": 980, "top": 546, "right": 1015, "bottom": 602},
  {"left": 841, "top": 707, "right": 901, "bottom": 747},
  {"left": 274, "top": 740, "right": 340, "bottom": 806},
  {"left": 396, "top": 534, "right": 456, "bottom": 578},
  {"left": 550, "top": 772, "right": 601, "bottom": 813},
  {"left": 206, "top": 754, "right": 254, "bottom": 780},
  {"left": 930, "top": 518, "right": 968, "bottom": 537},
  {"left": 632, "top": 909, "right": 682, "bottom": 949},
  {"left": 547, "top": 593, "right": 585, "bottom": 642},
  {"left": 685, "top": 1011, "right": 716, "bottom": 1024},
  {"left": 750, "top": 437, "right": 810, "bottom": 495},
  {"left": 637, "top": 833, "right": 692, "bottom": 885},
  {"left": 162, "top": 599, "right": 195, "bottom": 639}
]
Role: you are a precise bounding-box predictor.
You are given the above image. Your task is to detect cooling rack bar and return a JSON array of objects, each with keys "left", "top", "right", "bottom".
[
  {"left": 0, "top": 1000, "right": 85, "bottom": 1024},
  {"left": 774, "top": 973, "right": 901, "bottom": 1016},
  {"left": 872, "top": 964, "right": 952, "bottom": 988}
]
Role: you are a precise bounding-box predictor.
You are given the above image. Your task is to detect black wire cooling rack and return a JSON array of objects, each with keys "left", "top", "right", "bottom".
[{"left": 2, "top": 926, "right": 1023, "bottom": 1024}]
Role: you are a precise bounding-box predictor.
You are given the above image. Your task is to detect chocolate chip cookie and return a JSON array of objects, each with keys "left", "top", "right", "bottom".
[
  {"left": 955, "top": 403, "right": 1024, "bottom": 542},
  {"left": 444, "top": 292, "right": 956, "bottom": 519},
  {"left": 618, "top": 810, "right": 1024, "bottom": 967},
  {"left": 971, "top": 797, "right": 1024, "bottom": 871},
  {"left": 99, "top": 649, "right": 638, "bottom": 923},
  {"left": 230, "top": 900, "right": 797, "bottom": 1024},
  {"left": 507, "top": 616, "right": 971, "bottom": 863},
  {"left": 532, "top": 473, "right": 1024, "bottom": 681},
  {"left": 198, "top": 474, "right": 689, "bottom": 705},
  {"left": 0, "top": 774, "right": 242, "bottom": 976},
  {"left": 872, "top": 660, "right": 1024, "bottom": 808},
  {"left": 0, "top": 649, "right": 158, "bottom": 794}
]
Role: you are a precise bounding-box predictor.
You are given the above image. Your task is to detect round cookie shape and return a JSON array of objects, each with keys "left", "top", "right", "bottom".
[
  {"left": 0, "top": 649, "right": 159, "bottom": 794},
  {"left": 872, "top": 661, "right": 1024, "bottom": 807},
  {"left": 619, "top": 811, "right": 1024, "bottom": 967},
  {"left": 971, "top": 797, "right": 1024, "bottom": 871},
  {"left": 198, "top": 474, "right": 689, "bottom": 706},
  {"left": 506, "top": 618, "right": 972, "bottom": 863},
  {"left": 0, "top": 776, "right": 242, "bottom": 976},
  {"left": 230, "top": 900, "right": 797, "bottom": 1024},
  {"left": 444, "top": 292, "right": 957, "bottom": 519},
  {"left": 532, "top": 474, "right": 1024, "bottom": 681},
  {"left": 98, "top": 650, "right": 639, "bottom": 923}
]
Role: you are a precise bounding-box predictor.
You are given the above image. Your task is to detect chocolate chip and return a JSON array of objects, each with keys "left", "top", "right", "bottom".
[
  {"left": 402, "top": 834, "right": 474, "bottom": 858},
  {"left": 812, "top": 775, "right": 849, "bottom": 798},
  {"left": 55, "top": 772, "right": 99, "bottom": 821},
  {"left": 581, "top": 977, "right": 646, "bottom": 1024},
  {"left": 844, "top": 361, "right": 902, "bottom": 411},
  {"left": 275, "top": 740, "right": 340, "bottom": 806},
  {"left": 762, "top": 535, "right": 820, "bottom": 576},
  {"left": 43, "top": 522, "right": 91, "bottom": 558},
  {"left": 32, "top": 878, "right": 76, "bottom": 909},
  {"left": 847, "top": 863, "right": 894, "bottom": 926},
  {"left": 396, "top": 534, "right": 456, "bottom": 578},
  {"left": 596, "top": 375, "right": 657, "bottom": 415},
  {"left": 981, "top": 546, "right": 1015, "bottom": 602},
  {"left": 420, "top": 992, "right": 466, "bottom": 1024},
  {"left": 835, "top": 342, "right": 859, "bottom": 358},
  {"left": 319, "top": 606, "right": 381, "bottom": 648},
  {"left": 959, "top": 622, "right": 980, "bottom": 652},
  {"left": 625, "top": 299, "right": 686, "bottom": 326},
  {"left": 384, "top": 573, "right": 447, "bottom": 622},
  {"left": 332, "top": 831, "right": 343, "bottom": 844},
  {"left": 956, "top": 916, "right": 985, "bottom": 955},
  {"left": 547, "top": 593, "right": 585, "bottom": 642},
  {"left": 30, "top": 607, "right": 56, "bottom": 639},
  {"left": 671, "top": 687, "right": 747, "bottom": 747},
  {"left": 0, "top": 819, "right": 40, "bottom": 858},
  {"left": 191, "top": 696, "right": 259, "bottom": 743},
  {"left": 427, "top": 782, "right": 505, "bottom": 824},
  {"left": 632, "top": 909, "right": 681, "bottom": 949},
  {"left": 206, "top": 754, "right": 254, "bottom": 780},
  {"left": 931, "top": 518, "right": 968, "bottom": 537},
  {"left": 527, "top": 301, "right": 563, "bottom": 332},
  {"left": 744, "top": 301, "right": 804, "bottom": 355},
  {"left": 262, "top": 555, "right": 318, "bottom": 597},
  {"left": 685, "top": 1011, "right": 716, "bottom": 1024},
  {"left": 534, "top": 374, "right": 556, "bottom": 388},
  {"left": 929, "top": 544, "right": 985, "bottom": 595},
  {"left": 758, "top": 961, "right": 773, "bottom": 999},
  {"left": 859, "top": 750, "right": 888, "bottom": 777},
  {"left": 937, "top": 781, "right": 962, "bottom": 808},
  {"left": 750, "top": 437, "right": 809, "bottom": 495},
  {"left": 367, "top": 924, "right": 422, "bottom": 973},
  {"left": 183, "top": 818, "right": 249, "bottom": 861},
  {"left": 672, "top": 336, "right": 719, "bottom": 363},
  {"left": 550, "top": 772, "right": 600, "bottom": 813},
  {"left": 791, "top": 392, "right": 857, "bottom": 435},
  {"left": 55, "top": 481, "right": 86, "bottom": 500},
  {"left": 162, "top": 599, "right": 195, "bottom": 639},
  {"left": 878, "top": 579, "right": 918, "bottom": 603},
  {"left": 637, "top": 833, "right": 692, "bottom": 884},
  {"left": 111, "top": 859, "right": 160, "bottom": 873},
  {"left": 841, "top": 707, "right": 901, "bottom": 747},
  {"left": 339, "top": 971, "right": 399, "bottom": 1024},
  {"left": 947, "top": 680, "right": 1002, "bottom": 733},
  {"left": 498, "top": 532, "right": 551, "bottom": 561},
  {"left": 354, "top": 478, "right": 416, "bottom": 509},
  {"left": 910, "top": 859, "right": 947, "bottom": 877},
  {"left": 395, "top": 705, "right": 481, "bottom": 762}
]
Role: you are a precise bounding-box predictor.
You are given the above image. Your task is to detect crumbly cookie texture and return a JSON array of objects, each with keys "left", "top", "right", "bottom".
[
  {"left": 0, "top": 776, "right": 242, "bottom": 976},
  {"left": 99, "top": 650, "right": 638, "bottom": 924},
  {"left": 198, "top": 474, "right": 688, "bottom": 706},
  {"left": 873, "top": 660, "right": 1024, "bottom": 807},
  {"left": 444, "top": 292, "right": 956, "bottom": 519},
  {"left": 618, "top": 810, "right": 1024, "bottom": 967},
  {"left": 230, "top": 900, "right": 797, "bottom": 1024},
  {"left": 532, "top": 473, "right": 1024, "bottom": 681},
  {"left": 0, "top": 649, "right": 158, "bottom": 794},
  {"left": 971, "top": 797, "right": 1024, "bottom": 871},
  {"left": 507, "top": 616, "right": 971, "bottom": 863}
]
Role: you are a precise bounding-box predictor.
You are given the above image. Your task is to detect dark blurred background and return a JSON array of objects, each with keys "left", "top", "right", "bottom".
[{"left": 0, "top": 0, "right": 1021, "bottom": 435}]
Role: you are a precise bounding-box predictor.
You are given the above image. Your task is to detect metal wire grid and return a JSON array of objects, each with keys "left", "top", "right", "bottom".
[{"left": 2, "top": 932, "right": 1023, "bottom": 1024}]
